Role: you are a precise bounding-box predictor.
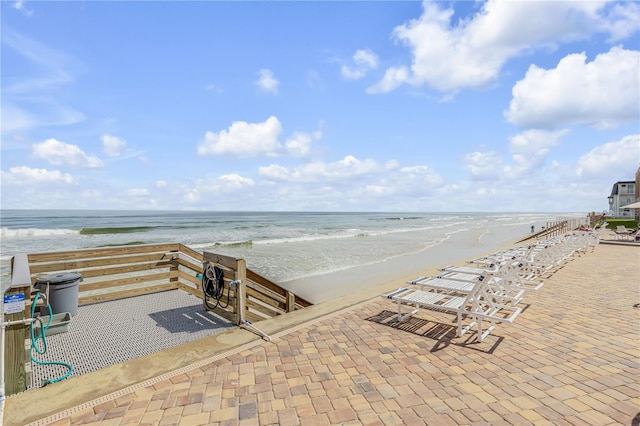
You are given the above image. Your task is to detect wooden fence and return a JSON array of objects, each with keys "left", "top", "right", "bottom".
[
  {"left": 201, "top": 251, "right": 308, "bottom": 325},
  {"left": 515, "top": 215, "right": 592, "bottom": 244},
  {"left": 4, "top": 243, "right": 311, "bottom": 396}
]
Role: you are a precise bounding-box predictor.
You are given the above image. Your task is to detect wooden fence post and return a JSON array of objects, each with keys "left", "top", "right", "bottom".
[
  {"left": 4, "top": 286, "right": 31, "bottom": 396},
  {"left": 169, "top": 249, "right": 179, "bottom": 285},
  {"left": 286, "top": 291, "right": 296, "bottom": 313},
  {"left": 235, "top": 258, "right": 246, "bottom": 325}
]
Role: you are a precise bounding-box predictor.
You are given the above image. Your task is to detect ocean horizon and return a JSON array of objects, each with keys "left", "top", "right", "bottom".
[{"left": 1, "top": 210, "right": 584, "bottom": 290}]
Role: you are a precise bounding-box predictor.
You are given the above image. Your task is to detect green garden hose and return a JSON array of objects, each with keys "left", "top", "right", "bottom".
[{"left": 29, "top": 292, "right": 74, "bottom": 385}]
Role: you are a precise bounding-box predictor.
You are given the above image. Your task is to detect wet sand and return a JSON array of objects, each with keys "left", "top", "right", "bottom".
[{"left": 286, "top": 225, "right": 532, "bottom": 303}]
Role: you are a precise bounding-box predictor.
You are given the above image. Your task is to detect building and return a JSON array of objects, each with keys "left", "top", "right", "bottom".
[
  {"left": 636, "top": 166, "right": 640, "bottom": 222},
  {"left": 608, "top": 176, "right": 637, "bottom": 218}
]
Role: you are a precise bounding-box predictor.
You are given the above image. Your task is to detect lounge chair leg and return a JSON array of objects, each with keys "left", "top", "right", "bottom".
[
  {"left": 457, "top": 313, "right": 476, "bottom": 337},
  {"left": 476, "top": 318, "right": 497, "bottom": 342},
  {"left": 397, "top": 303, "right": 418, "bottom": 322}
]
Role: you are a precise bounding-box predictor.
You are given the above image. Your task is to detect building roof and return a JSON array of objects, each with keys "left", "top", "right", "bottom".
[{"left": 609, "top": 180, "right": 635, "bottom": 196}]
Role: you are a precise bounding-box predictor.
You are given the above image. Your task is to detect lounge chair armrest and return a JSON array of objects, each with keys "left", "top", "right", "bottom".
[{"left": 383, "top": 288, "right": 409, "bottom": 299}]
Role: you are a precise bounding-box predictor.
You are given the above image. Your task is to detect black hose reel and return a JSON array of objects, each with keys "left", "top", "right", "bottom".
[{"left": 202, "top": 262, "right": 231, "bottom": 310}]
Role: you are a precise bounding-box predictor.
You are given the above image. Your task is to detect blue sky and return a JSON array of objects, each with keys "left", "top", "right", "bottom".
[{"left": 2, "top": 1, "right": 639, "bottom": 212}]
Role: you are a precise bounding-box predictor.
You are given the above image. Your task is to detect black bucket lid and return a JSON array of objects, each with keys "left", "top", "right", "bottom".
[{"left": 35, "top": 272, "right": 82, "bottom": 285}]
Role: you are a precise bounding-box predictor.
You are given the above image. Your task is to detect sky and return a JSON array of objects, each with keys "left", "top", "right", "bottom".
[{"left": 1, "top": 0, "right": 639, "bottom": 213}]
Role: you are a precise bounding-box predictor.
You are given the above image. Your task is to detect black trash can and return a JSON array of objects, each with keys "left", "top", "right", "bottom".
[{"left": 35, "top": 272, "right": 83, "bottom": 317}]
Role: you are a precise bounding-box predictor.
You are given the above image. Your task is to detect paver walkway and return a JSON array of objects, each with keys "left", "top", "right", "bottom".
[{"left": 28, "top": 243, "right": 640, "bottom": 425}]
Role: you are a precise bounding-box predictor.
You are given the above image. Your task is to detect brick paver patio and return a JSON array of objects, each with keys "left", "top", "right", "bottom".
[{"left": 23, "top": 242, "right": 640, "bottom": 425}]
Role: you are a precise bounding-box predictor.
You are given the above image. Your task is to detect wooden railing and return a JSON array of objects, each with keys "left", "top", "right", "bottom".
[
  {"left": 201, "top": 251, "right": 311, "bottom": 325},
  {"left": 23, "top": 242, "right": 311, "bottom": 314},
  {"left": 5, "top": 243, "right": 311, "bottom": 396}
]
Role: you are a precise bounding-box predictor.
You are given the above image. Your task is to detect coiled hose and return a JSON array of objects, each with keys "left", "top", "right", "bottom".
[
  {"left": 201, "top": 263, "right": 231, "bottom": 310},
  {"left": 30, "top": 292, "right": 74, "bottom": 385}
]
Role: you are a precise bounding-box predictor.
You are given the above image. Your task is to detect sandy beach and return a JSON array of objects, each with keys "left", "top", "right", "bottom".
[
  {"left": 286, "top": 225, "right": 531, "bottom": 303},
  {"left": 7, "top": 230, "right": 639, "bottom": 426}
]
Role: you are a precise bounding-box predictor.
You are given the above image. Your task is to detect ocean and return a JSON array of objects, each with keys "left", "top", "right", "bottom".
[{"left": 0, "top": 210, "right": 577, "bottom": 292}]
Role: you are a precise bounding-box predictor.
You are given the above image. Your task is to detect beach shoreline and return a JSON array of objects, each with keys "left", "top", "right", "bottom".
[{"left": 284, "top": 224, "right": 532, "bottom": 303}]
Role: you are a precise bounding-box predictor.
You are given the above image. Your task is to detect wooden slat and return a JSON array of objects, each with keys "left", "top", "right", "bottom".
[
  {"left": 78, "top": 283, "right": 177, "bottom": 305},
  {"left": 210, "top": 307, "right": 237, "bottom": 324},
  {"left": 177, "top": 282, "right": 201, "bottom": 298},
  {"left": 294, "top": 296, "right": 312, "bottom": 308},
  {"left": 28, "top": 243, "right": 179, "bottom": 263},
  {"left": 247, "top": 269, "right": 312, "bottom": 307},
  {"left": 179, "top": 244, "right": 204, "bottom": 263},
  {"left": 246, "top": 287, "right": 286, "bottom": 311},
  {"left": 68, "top": 261, "right": 173, "bottom": 281},
  {"left": 28, "top": 252, "right": 176, "bottom": 276},
  {"left": 202, "top": 252, "right": 242, "bottom": 270},
  {"left": 177, "top": 270, "right": 201, "bottom": 287},
  {"left": 79, "top": 271, "right": 177, "bottom": 292},
  {"left": 246, "top": 297, "right": 283, "bottom": 317},
  {"left": 246, "top": 269, "right": 286, "bottom": 297},
  {"left": 203, "top": 295, "right": 237, "bottom": 318},
  {"left": 244, "top": 310, "right": 264, "bottom": 324},
  {"left": 177, "top": 258, "right": 201, "bottom": 274}
]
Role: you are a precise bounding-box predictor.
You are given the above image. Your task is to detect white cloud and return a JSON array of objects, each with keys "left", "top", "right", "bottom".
[
  {"left": 367, "top": 67, "right": 409, "bottom": 94},
  {"left": 198, "top": 116, "right": 282, "bottom": 157},
  {"left": 285, "top": 129, "right": 322, "bottom": 158},
  {"left": 463, "top": 151, "right": 503, "bottom": 181},
  {"left": 386, "top": 165, "right": 444, "bottom": 194},
  {"left": 505, "top": 129, "right": 570, "bottom": 176},
  {"left": 599, "top": 2, "right": 640, "bottom": 41},
  {"left": 1, "top": 105, "right": 36, "bottom": 134},
  {"left": 127, "top": 188, "right": 149, "bottom": 196},
  {"left": 505, "top": 46, "right": 640, "bottom": 129},
  {"left": 1, "top": 30, "right": 84, "bottom": 134},
  {"left": 32, "top": 138, "right": 104, "bottom": 168},
  {"left": 463, "top": 128, "right": 585, "bottom": 187},
  {"left": 1, "top": 166, "right": 74, "bottom": 184},
  {"left": 198, "top": 116, "right": 319, "bottom": 158},
  {"left": 2, "top": 30, "right": 73, "bottom": 93},
  {"left": 182, "top": 174, "right": 255, "bottom": 204},
  {"left": 259, "top": 155, "right": 398, "bottom": 183},
  {"left": 576, "top": 134, "right": 640, "bottom": 177},
  {"left": 341, "top": 49, "right": 379, "bottom": 80},
  {"left": 218, "top": 174, "right": 255, "bottom": 190},
  {"left": 12, "top": 0, "right": 33, "bottom": 16},
  {"left": 205, "top": 83, "right": 222, "bottom": 93},
  {"left": 1, "top": 100, "right": 84, "bottom": 135},
  {"left": 256, "top": 69, "right": 279, "bottom": 94},
  {"left": 369, "top": 0, "right": 639, "bottom": 94},
  {"left": 258, "top": 164, "right": 289, "bottom": 181},
  {"left": 102, "top": 134, "right": 127, "bottom": 157},
  {"left": 252, "top": 158, "right": 447, "bottom": 211}
]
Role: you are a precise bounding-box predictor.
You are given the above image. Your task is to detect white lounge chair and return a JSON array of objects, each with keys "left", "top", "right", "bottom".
[
  {"left": 615, "top": 226, "right": 635, "bottom": 241},
  {"left": 413, "top": 273, "right": 526, "bottom": 306},
  {"left": 437, "top": 257, "right": 542, "bottom": 297},
  {"left": 438, "top": 263, "right": 500, "bottom": 276},
  {"left": 383, "top": 275, "right": 521, "bottom": 342}
]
